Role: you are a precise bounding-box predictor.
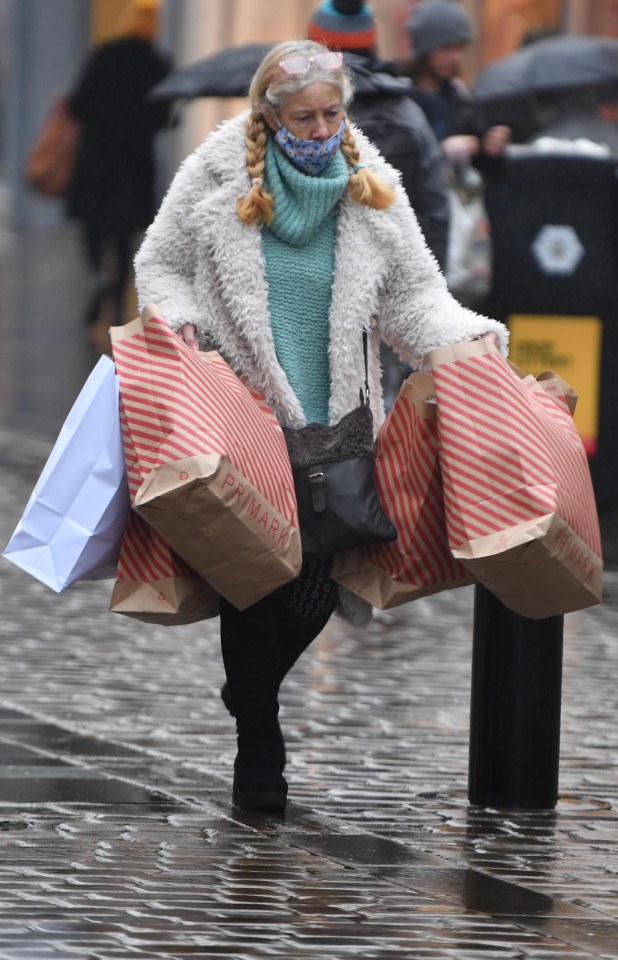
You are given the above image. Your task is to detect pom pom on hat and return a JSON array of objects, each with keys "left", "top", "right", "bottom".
[{"left": 307, "top": 0, "right": 378, "bottom": 53}]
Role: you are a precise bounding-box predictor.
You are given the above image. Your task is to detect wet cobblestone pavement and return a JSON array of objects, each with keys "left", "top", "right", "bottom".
[
  {"left": 2, "top": 430, "right": 618, "bottom": 959},
  {"left": 3, "top": 229, "right": 618, "bottom": 957}
]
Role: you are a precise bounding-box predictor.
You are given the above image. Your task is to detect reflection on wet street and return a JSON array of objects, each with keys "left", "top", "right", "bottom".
[{"left": 1, "top": 228, "right": 618, "bottom": 957}]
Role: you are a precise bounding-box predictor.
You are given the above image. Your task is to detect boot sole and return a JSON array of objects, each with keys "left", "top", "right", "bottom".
[{"left": 232, "top": 778, "right": 287, "bottom": 811}]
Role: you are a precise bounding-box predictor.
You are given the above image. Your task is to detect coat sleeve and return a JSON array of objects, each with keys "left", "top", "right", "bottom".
[
  {"left": 134, "top": 147, "right": 212, "bottom": 333},
  {"left": 376, "top": 186, "right": 509, "bottom": 370}
]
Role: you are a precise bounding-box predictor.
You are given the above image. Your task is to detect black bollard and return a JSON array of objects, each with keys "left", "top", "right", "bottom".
[{"left": 468, "top": 583, "right": 564, "bottom": 810}]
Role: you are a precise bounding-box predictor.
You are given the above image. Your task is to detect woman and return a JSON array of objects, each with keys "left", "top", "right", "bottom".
[
  {"left": 67, "top": 0, "right": 172, "bottom": 329},
  {"left": 135, "top": 39, "right": 508, "bottom": 812}
]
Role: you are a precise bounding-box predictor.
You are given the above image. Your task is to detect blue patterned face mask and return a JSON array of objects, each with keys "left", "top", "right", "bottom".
[{"left": 274, "top": 120, "right": 345, "bottom": 176}]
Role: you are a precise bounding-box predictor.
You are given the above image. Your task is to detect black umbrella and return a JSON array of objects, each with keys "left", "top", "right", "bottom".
[
  {"left": 475, "top": 34, "right": 618, "bottom": 105},
  {"left": 150, "top": 42, "right": 274, "bottom": 100}
]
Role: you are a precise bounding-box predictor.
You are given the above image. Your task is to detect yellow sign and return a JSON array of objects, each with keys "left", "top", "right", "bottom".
[{"left": 508, "top": 314, "right": 602, "bottom": 456}]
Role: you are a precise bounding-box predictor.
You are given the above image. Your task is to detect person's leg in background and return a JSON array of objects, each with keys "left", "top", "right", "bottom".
[
  {"left": 80, "top": 219, "right": 111, "bottom": 327},
  {"left": 108, "top": 228, "right": 135, "bottom": 326}
]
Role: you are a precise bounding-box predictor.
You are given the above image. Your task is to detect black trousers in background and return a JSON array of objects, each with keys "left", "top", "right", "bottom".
[
  {"left": 219, "top": 560, "right": 338, "bottom": 726},
  {"left": 81, "top": 220, "right": 135, "bottom": 327}
]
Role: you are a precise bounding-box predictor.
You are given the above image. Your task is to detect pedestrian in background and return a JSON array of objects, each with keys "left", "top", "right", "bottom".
[
  {"left": 307, "top": 0, "right": 451, "bottom": 409},
  {"left": 402, "top": 0, "right": 511, "bottom": 167},
  {"left": 66, "top": 0, "right": 172, "bottom": 331},
  {"left": 134, "top": 39, "right": 508, "bottom": 812}
]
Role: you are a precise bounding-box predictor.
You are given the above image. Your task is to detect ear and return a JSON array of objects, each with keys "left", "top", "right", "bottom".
[{"left": 263, "top": 106, "right": 280, "bottom": 134}]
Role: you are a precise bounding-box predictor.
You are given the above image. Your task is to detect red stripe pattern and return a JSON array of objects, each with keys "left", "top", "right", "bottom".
[
  {"left": 433, "top": 353, "right": 601, "bottom": 555},
  {"left": 113, "top": 313, "right": 297, "bottom": 528},
  {"left": 115, "top": 399, "right": 196, "bottom": 584},
  {"left": 352, "top": 383, "right": 470, "bottom": 590}
]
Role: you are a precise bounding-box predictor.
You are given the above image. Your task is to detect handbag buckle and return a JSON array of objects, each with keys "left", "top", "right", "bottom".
[{"left": 308, "top": 469, "right": 327, "bottom": 514}]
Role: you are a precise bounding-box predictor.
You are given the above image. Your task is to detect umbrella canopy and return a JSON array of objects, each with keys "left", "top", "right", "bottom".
[
  {"left": 150, "top": 42, "right": 273, "bottom": 100},
  {"left": 149, "top": 43, "right": 414, "bottom": 103},
  {"left": 475, "top": 34, "right": 618, "bottom": 105}
]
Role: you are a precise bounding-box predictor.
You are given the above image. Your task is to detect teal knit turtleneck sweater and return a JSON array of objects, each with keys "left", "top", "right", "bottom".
[{"left": 262, "top": 137, "right": 349, "bottom": 424}]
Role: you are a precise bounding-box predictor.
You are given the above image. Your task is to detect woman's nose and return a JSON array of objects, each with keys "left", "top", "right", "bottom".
[{"left": 312, "top": 116, "right": 331, "bottom": 140}]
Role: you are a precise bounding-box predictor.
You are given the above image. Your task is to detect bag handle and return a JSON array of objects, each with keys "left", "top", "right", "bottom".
[{"left": 362, "top": 328, "right": 370, "bottom": 408}]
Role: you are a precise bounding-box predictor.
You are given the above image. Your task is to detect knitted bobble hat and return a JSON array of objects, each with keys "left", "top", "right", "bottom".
[
  {"left": 407, "top": 0, "right": 473, "bottom": 60},
  {"left": 307, "top": 0, "right": 378, "bottom": 53}
]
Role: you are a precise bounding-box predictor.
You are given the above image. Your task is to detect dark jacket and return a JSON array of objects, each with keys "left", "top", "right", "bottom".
[
  {"left": 67, "top": 36, "right": 172, "bottom": 233},
  {"left": 345, "top": 53, "right": 449, "bottom": 268},
  {"left": 406, "top": 76, "right": 487, "bottom": 144}
]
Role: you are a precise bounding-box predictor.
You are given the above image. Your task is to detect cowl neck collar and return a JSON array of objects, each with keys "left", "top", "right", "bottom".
[{"left": 264, "top": 135, "right": 349, "bottom": 247}]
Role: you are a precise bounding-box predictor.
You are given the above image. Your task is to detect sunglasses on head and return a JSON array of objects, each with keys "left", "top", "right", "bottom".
[{"left": 277, "top": 51, "right": 344, "bottom": 76}]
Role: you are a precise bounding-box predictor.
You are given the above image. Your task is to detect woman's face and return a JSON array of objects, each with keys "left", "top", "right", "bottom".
[{"left": 266, "top": 81, "right": 344, "bottom": 141}]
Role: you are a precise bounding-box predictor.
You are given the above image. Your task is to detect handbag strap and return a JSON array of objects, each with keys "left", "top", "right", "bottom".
[{"left": 362, "top": 328, "right": 370, "bottom": 408}]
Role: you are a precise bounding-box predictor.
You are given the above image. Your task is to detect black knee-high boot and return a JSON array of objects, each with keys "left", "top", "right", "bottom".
[
  {"left": 220, "top": 562, "right": 338, "bottom": 769},
  {"left": 219, "top": 592, "right": 289, "bottom": 811}
]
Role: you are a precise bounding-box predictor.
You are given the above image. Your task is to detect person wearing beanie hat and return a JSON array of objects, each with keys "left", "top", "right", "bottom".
[
  {"left": 65, "top": 1, "right": 173, "bottom": 333},
  {"left": 401, "top": 0, "right": 510, "bottom": 166}
]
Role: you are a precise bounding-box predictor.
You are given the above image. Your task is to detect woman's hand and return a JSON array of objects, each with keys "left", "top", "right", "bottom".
[
  {"left": 482, "top": 125, "right": 511, "bottom": 158},
  {"left": 178, "top": 323, "right": 199, "bottom": 352},
  {"left": 481, "top": 332, "right": 499, "bottom": 347},
  {"left": 442, "top": 134, "right": 480, "bottom": 165}
]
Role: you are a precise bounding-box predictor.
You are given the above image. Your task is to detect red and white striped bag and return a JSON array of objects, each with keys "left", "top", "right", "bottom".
[
  {"left": 430, "top": 338, "right": 603, "bottom": 619},
  {"left": 110, "top": 511, "right": 219, "bottom": 625},
  {"left": 109, "top": 400, "right": 218, "bottom": 626},
  {"left": 110, "top": 305, "right": 302, "bottom": 610},
  {"left": 332, "top": 373, "right": 474, "bottom": 607}
]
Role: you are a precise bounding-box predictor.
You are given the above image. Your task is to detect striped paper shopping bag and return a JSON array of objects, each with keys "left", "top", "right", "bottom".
[
  {"left": 430, "top": 338, "right": 603, "bottom": 619},
  {"left": 109, "top": 401, "right": 218, "bottom": 626},
  {"left": 111, "top": 305, "right": 301, "bottom": 610},
  {"left": 110, "top": 512, "right": 219, "bottom": 625},
  {"left": 332, "top": 373, "right": 474, "bottom": 608}
]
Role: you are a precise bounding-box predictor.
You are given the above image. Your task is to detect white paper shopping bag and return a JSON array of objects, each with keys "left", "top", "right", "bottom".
[{"left": 3, "top": 355, "right": 131, "bottom": 591}]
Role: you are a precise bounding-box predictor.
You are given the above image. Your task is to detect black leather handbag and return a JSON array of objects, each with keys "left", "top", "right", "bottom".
[{"left": 283, "top": 332, "right": 398, "bottom": 560}]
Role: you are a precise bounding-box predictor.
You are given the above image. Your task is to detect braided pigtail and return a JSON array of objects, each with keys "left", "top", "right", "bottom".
[
  {"left": 341, "top": 122, "right": 396, "bottom": 211},
  {"left": 236, "top": 114, "right": 275, "bottom": 226}
]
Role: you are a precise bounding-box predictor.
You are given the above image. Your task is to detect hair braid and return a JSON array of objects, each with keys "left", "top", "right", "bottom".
[
  {"left": 236, "top": 114, "right": 275, "bottom": 226},
  {"left": 342, "top": 121, "right": 396, "bottom": 210}
]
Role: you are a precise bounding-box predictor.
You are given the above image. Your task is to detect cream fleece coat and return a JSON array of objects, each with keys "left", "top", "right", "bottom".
[
  {"left": 134, "top": 111, "right": 508, "bottom": 625},
  {"left": 135, "top": 110, "right": 508, "bottom": 434}
]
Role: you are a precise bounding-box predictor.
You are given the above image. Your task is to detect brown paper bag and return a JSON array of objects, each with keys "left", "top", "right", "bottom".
[
  {"left": 430, "top": 338, "right": 603, "bottom": 618},
  {"left": 109, "top": 511, "right": 218, "bottom": 626},
  {"left": 333, "top": 373, "right": 474, "bottom": 608},
  {"left": 111, "top": 306, "right": 301, "bottom": 610}
]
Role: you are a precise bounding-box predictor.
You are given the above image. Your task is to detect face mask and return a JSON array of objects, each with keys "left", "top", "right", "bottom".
[{"left": 274, "top": 120, "right": 345, "bottom": 176}]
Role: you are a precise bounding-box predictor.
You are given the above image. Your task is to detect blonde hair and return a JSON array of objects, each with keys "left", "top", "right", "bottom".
[
  {"left": 237, "top": 39, "right": 395, "bottom": 226},
  {"left": 118, "top": 0, "right": 160, "bottom": 41}
]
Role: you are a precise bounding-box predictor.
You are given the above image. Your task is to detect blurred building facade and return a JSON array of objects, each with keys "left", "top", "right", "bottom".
[{"left": 2, "top": 0, "right": 617, "bottom": 231}]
